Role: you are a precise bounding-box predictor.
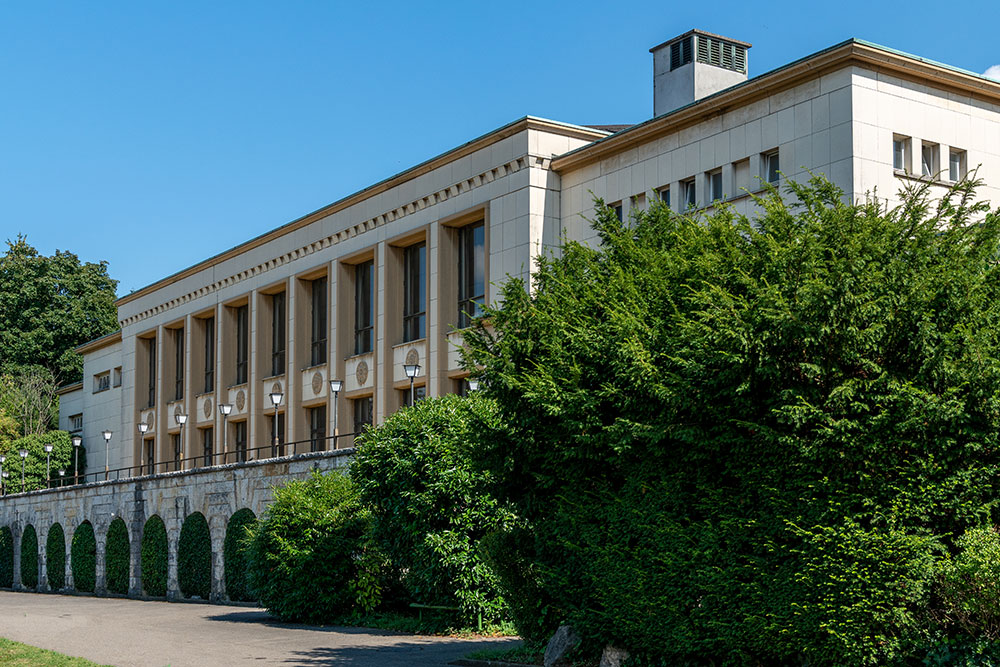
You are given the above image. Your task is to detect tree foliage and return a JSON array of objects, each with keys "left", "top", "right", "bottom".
[
  {"left": 141, "top": 515, "right": 168, "bottom": 597},
  {"left": 71, "top": 521, "right": 96, "bottom": 593},
  {"left": 105, "top": 518, "right": 130, "bottom": 594},
  {"left": 0, "top": 526, "right": 11, "bottom": 588},
  {"left": 19, "top": 525, "right": 37, "bottom": 590},
  {"left": 46, "top": 523, "right": 65, "bottom": 591},
  {"left": 0, "top": 369, "right": 59, "bottom": 438},
  {"left": 178, "top": 512, "right": 211, "bottom": 600},
  {"left": 463, "top": 176, "right": 1000, "bottom": 665},
  {"left": 0, "top": 236, "right": 118, "bottom": 383},
  {"left": 0, "top": 431, "right": 83, "bottom": 492},
  {"left": 224, "top": 509, "right": 257, "bottom": 603}
]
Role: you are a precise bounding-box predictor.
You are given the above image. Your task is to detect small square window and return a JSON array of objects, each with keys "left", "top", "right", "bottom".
[
  {"left": 681, "top": 178, "right": 697, "bottom": 208},
  {"left": 708, "top": 169, "right": 723, "bottom": 202},
  {"left": 921, "top": 143, "right": 939, "bottom": 178},
  {"left": 70, "top": 414, "right": 83, "bottom": 431},
  {"left": 949, "top": 149, "right": 967, "bottom": 182},
  {"left": 93, "top": 372, "right": 110, "bottom": 393},
  {"left": 610, "top": 202, "right": 623, "bottom": 222},
  {"left": 658, "top": 186, "right": 670, "bottom": 208},
  {"left": 762, "top": 150, "right": 780, "bottom": 185},
  {"left": 893, "top": 136, "right": 910, "bottom": 171}
]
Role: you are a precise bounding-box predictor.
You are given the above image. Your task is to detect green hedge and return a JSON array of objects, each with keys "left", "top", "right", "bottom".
[
  {"left": 19, "top": 525, "right": 38, "bottom": 590},
  {"left": 178, "top": 512, "right": 211, "bottom": 599},
  {"left": 141, "top": 515, "right": 167, "bottom": 597},
  {"left": 45, "top": 524, "right": 65, "bottom": 591},
  {"left": 71, "top": 522, "right": 96, "bottom": 592},
  {"left": 224, "top": 509, "right": 257, "bottom": 602},
  {"left": 0, "top": 526, "right": 12, "bottom": 588},
  {"left": 105, "top": 518, "right": 129, "bottom": 594},
  {"left": 2, "top": 431, "right": 84, "bottom": 491}
]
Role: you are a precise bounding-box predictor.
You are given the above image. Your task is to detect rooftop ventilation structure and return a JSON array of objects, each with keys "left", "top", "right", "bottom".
[{"left": 650, "top": 30, "right": 751, "bottom": 118}]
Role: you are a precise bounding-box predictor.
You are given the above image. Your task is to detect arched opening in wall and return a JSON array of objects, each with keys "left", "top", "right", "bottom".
[
  {"left": 141, "top": 515, "right": 168, "bottom": 597},
  {"left": 178, "top": 512, "right": 211, "bottom": 600},
  {"left": 71, "top": 521, "right": 96, "bottom": 593},
  {"left": 46, "top": 524, "right": 66, "bottom": 591},
  {"left": 105, "top": 518, "right": 130, "bottom": 595},
  {"left": 20, "top": 525, "right": 38, "bottom": 590},
  {"left": 0, "top": 526, "right": 13, "bottom": 588},
  {"left": 224, "top": 509, "right": 257, "bottom": 602}
]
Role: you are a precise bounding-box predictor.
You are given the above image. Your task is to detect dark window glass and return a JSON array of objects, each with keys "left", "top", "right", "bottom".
[
  {"left": 272, "top": 292, "right": 286, "bottom": 377},
  {"left": 144, "top": 439, "right": 155, "bottom": 475},
  {"left": 353, "top": 396, "right": 373, "bottom": 434},
  {"left": 147, "top": 337, "right": 156, "bottom": 408},
  {"left": 269, "top": 412, "right": 285, "bottom": 457},
  {"left": 402, "top": 385, "right": 426, "bottom": 408},
  {"left": 234, "top": 421, "right": 247, "bottom": 463},
  {"left": 311, "top": 277, "right": 327, "bottom": 366},
  {"left": 403, "top": 243, "right": 426, "bottom": 342},
  {"left": 310, "top": 405, "right": 327, "bottom": 452},
  {"left": 235, "top": 305, "right": 248, "bottom": 384},
  {"left": 204, "top": 317, "right": 215, "bottom": 393},
  {"left": 172, "top": 433, "right": 181, "bottom": 469},
  {"left": 458, "top": 223, "right": 485, "bottom": 328},
  {"left": 202, "top": 427, "right": 213, "bottom": 467},
  {"left": 174, "top": 328, "right": 184, "bottom": 401},
  {"left": 354, "top": 261, "right": 374, "bottom": 355}
]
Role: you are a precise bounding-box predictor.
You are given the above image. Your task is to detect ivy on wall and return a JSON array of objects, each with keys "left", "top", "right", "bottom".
[
  {"left": 224, "top": 509, "right": 257, "bottom": 602},
  {"left": 141, "top": 515, "right": 167, "bottom": 597},
  {"left": 0, "top": 526, "right": 13, "bottom": 588},
  {"left": 20, "top": 525, "right": 38, "bottom": 590},
  {"left": 178, "top": 512, "right": 211, "bottom": 600},
  {"left": 105, "top": 518, "right": 130, "bottom": 595},
  {"left": 71, "top": 522, "right": 96, "bottom": 593},
  {"left": 46, "top": 524, "right": 65, "bottom": 591}
]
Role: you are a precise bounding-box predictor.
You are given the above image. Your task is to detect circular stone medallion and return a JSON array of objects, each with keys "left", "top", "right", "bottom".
[
  {"left": 311, "top": 372, "right": 324, "bottom": 395},
  {"left": 236, "top": 390, "right": 246, "bottom": 412},
  {"left": 271, "top": 382, "right": 282, "bottom": 394},
  {"left": 203, "top": 398, "right": 212, "bottom": 419},
  {"left": 145, "top": 412, "right": 154, "bottom": 428},
  {"left": 356, "top": 360, "right": 369, "bottom": 386},
  {"left": 405, "top": 348, "right": 419, "bottom": 366}
]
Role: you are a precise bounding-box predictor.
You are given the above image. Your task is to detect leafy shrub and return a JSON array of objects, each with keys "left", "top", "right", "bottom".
[
  {"left": 46, "top": 524, "right": 65, "bottom": 590},
  {"left": 19, "top": 525, "right": 37, "bottom": 589},
  {"left": 141, "top": 515, "right": 167, "bottom": 597},
  {"left": 224, "top": 509, "right": 256, "bottom": 602},
  {"left": 352, "top": 394, "right": 515, "bottom": 625},
  {"left": 933, "top": 527, "right": 1000, "bottom": 640},
  {"left": 463, "top": 177, "right": 1000, "bottom": 664},
  {"left": 0, "top": 526, "right": 12, "bottom": 587},
  {"left": 71, "top": 521, "right": 95, "bottom": 592},
  {"left": 105, "top": 518, "right": 129, "bottom": 594},
  {"left": 0, "top": 431, "right": 84, "bottom": 492},
  {"left": 178, "top": 512, "right": 211, "bottom": 599},
  {"left": 245, "top": 470, "right": 378, "bottom": 622}
]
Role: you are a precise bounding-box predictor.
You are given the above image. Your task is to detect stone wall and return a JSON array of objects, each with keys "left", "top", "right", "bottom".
[{"left": 0, "top": 449, "right": 353, "bottom": 602}]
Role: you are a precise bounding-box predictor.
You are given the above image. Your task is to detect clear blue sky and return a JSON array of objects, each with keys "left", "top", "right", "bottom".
[{"left": 2, "top": 1, "right": 997, "bottom": 296}]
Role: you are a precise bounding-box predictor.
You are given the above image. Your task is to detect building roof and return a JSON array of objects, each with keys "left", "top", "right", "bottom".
[
  {"left": 56, "top": 381, "right": 83, "bottom": 396},
  {"left": 75, "top": 329, "right": 122, "bottom": 354},
  {"left": 552, "top": 38, "right": 1000, "bottom": 173},
  {"left": 649, "top": 29, "right": 752, "bottom": 53}
]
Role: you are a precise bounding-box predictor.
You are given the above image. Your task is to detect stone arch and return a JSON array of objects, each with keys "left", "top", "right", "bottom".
[
  {"left": 178, "top": 512, "right": 211, "bottom": 600},
  {"left": 105, "top": 518, "right": 130, "bottom": 595},
  {"left": 0, "top": 525, "right": 13, "bottom": 588},
  {"left": 224, "top": 508, "right": 257, "bottom": 602},
  {"left": 45, "top": 523, "right": 66, "bottom": 591},
  {"left": 141, "top": 515, "right": 168, "bottom": 597},
  {"left": 71, "top": 521, "right": 96, "bottom": 593},
  {"left": 19, "top": 524, "right": 38, "bottom": 590}
]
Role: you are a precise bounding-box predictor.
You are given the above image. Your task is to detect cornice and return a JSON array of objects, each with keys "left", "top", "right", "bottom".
[
  {"left": 75, "top": 330, "right": 122, "bottom": 355},
  {"left": 56, "top": 381, "right": 84, "bottom": 396}
]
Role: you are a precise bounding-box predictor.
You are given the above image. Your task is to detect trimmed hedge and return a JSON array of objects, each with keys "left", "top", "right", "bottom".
[
  {"left": 46, "top": 524, "right": 65, "bottom": 591},
  {"left": 105, "top": 518, "right": 130, "bottom": 594},
  {"left": 141, "top": 515, "right": 167, "bottom": 597},
  {"left": 0, "top": 526, "right": 12, "bottom": 588},
  {"left": 71, "top": 522, "right": 96, "bottom": 592},
  {"left": 224, "top": 509, "right": 257, "bottom": 602},
  {"left": 19, "top": 525, "right": 38, "bottom": 590},
  {"left": 178, "top": 512, "right": 211, "bottom": 599}
]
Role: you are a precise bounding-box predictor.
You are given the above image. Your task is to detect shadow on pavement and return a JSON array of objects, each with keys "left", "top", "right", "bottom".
[
  {"left": 206, "top": 610, "right": 422, "bottom": 636},
  {"left": 280, "top": 639, "right": 520, "bottom": 666}
]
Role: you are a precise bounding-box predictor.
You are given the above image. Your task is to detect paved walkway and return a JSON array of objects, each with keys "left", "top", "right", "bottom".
[{"left": 0, "top": 591, "right": 519, "bottom": 666}]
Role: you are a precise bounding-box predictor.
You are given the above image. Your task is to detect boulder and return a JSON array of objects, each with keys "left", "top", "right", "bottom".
[
  {"left": 600, "top": 646, "right": 630, "bottom": 667},
  {"left": 543, "top": 625, "right": 581, "bottom": 667}
]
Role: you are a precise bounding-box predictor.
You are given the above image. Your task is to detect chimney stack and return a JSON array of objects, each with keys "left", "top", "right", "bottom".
[{"left": 650, "top": 30, "right": 751, "bottom": 118}]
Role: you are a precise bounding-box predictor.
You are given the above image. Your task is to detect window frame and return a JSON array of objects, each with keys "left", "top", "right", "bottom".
[
  {"left": 353, "top": 396, "right": 373, "bottom": 434},
  {"left": 762, "top": 149, "right": 780, "bottom": 185},
  {"left": 271, "top": 291, "right": 286, "bottom": 377},
  {"left": 708, "top": 169, "right": 723, "bottom": 202},
  {"left": 309, "top": 405, "right": 327, "bottom": 452},
  {"left": 310, "top": 277, "right": 328, "bottom": 366},
  {"left": 402, "top": 242, "right": 427, "bottom": 342},
  {"left": 921, "top": 142, "right": 939, "bottom": 178},
  {"left": 173, "top": 327, "right": 184, "bottom": 401},
  {"left": 146, "top": 337, "right": 156, "bottom": 408},
  {"left": 235, "top": 305, "right": 249, "bottom": 385},
  {"left": 204, "top": 317, "right": 215, "bottom": 394},
  {"left": 354, "top": 261, "right": 374, "bottom": 355},
  {"left": 949, "top": 148, "right": 967, "bottom": 182},
  {"left": 457, "top": 222, "right": 485, "bottom": 329}
]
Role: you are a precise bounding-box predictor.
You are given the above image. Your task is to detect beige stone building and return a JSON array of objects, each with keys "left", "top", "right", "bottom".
[{"left": 60, "top": 31, "right": 1000, "bottom": 476}]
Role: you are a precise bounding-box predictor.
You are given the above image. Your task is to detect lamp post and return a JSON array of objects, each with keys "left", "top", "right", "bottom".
[
  {"left": 137, "top": 422, "right": 150, "bottom": 474},
  {"left": 0, "top": 455, "right": 5, "bottom": 495},
  {"left": 19, "top": 448, "right": 28, "bottom": 493},
  {"left": 403, "top": 363, "right": 420, "bottom": 407},
  {"left": 101, "top": 430, "right": 112, "bottom": 481},
  {"left": 468, "top": 377, "right": 480, "bottom": 392},
  {"left": 43, "top": 443, "right": 53, "bottom": 488},
  {"left": 269, "top": 392, "right": 283, "bottom": 457},
  {"left": 175, "top": 413, "right": 188, "bottom": 470},
  {"left": 329, "top": 379, "right": 343, "bottom": 448},
  {"left": 1, "top": 471, "right": 8, "bottom": 495},
  {"left": 58, "top": 469, "right": 65, "bottom": 488},
  {"left": 71, "top": 435, "right": 82, "bottom": 485},
  {"left": 219, "top": 403, "right": 233, "bottom": 464}
]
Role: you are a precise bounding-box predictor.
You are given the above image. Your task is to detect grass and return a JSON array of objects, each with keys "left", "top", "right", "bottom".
[{"left": 0, "top": 637, "right": 109, "bottom": 666}]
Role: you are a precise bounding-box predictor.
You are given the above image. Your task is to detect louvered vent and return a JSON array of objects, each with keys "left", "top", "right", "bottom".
[
  {"left": 696, "top": 35, "right": 746, "bottom": 73},
  {"left": 670, "top": 36, "right": 693, "bottom": 71}
]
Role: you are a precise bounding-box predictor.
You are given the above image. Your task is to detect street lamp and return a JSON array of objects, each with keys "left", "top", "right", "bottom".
[
  {"left": 329, "top": 379, "right": 343, "bottom": 448},
  {"left": 468, "top": 377, "right": 480, "bottom": 392},
  {"left": 175, "top": 413, "right": 188, "bottom": 470},
  {"left": 101, "top": 429, "right": 112, "bottom": 480},
  {"left": 0, "top": 454, "right": 5, "bottom": 495},
  {"left": 219, "top": 403, "right": 233, "bottom": 464},
  {"left": 403, "top": 363, "right": 420, "bottom": 407},
  {"left": 137, "top": 422, "right": 149, "bottom": 474},
  {"left": 58, "top": 469, "right": 65, "bottom": 488},
  {"left": 269, "top": 392, "right": 283, "bottom": 457},
  {"left": 19, "top": 448, "right": 28, "bottom": 492},
  {"left": 43, "top": 443, "right": 53, "bottom": 488},
  {"left": 71, "top": 435, "right": 82, "bottom": 485}
]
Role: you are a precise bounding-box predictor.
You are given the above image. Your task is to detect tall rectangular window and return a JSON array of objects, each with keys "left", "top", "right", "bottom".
[
  {"left": 271, "top": 292, "right": 286, "bottom": 377},
  {"left": 762, "top": 150, "right": 780, "bottom": 184},
  {"left": 311, "top": 277, "right": 327, "bottom": 366},
  {"left": 921, "top": 143, "right": 939, "bottom": 178},
  {"left": 402, "top": 385, "right": 427, "bottom": 408},
  {"left": 355, "top": 261, "right": 374, "bottom": 355},
  {"left": 269, "top": 412, "right": 285, "bottom": 457},
  {"left": 708, "top": 169, "right": 723, "bottom": 202},
  {"left": 658, "top": 186, "right": 670, "bottom": 208},
  {"left": 144, "top": 439, "right": 155, "bottom": 475},
  {"left": 174, "top": 328, "right": 184, "bottom": 401},
  {"left": 353, "top": 396, "right": 373, "bottom": 434},
  {"left": 235, "top": 305, "right": 248, "bottom": 385},
  {"left": 682, "top": 178, "right": 696, "bottom": 208},
  {"left": 309, "top": 405, "right": 327, "bottom": 452},
  {"left": 234, "top": 421, "right": 247, "bottom": 463},
  {"left": 949, "top": 149, "right": 966, "bottom": 182},
  {"left": 202, "top": 427, "right": 213, "bottom": 467},
  {"left": 458, "top": 223, "right": 485, "bottom": 328},
  {"left": 204, "top": 317, "right": 215, "bottom": 393},
  {"left": 403, "top": 243, "right": 426, "bottom": 342},
  {"left": 171, "top": 433, "right": 182, "bottom": 469},
  {"left": 147, "top": 337, "right": 156, "bottom": 408}
]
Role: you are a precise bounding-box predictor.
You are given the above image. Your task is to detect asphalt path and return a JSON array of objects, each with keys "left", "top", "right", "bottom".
[{"left": 0, "top": 591, "right": 519, "bottom": 666}]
